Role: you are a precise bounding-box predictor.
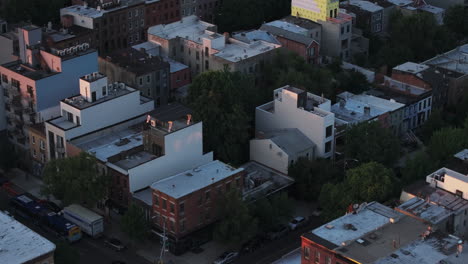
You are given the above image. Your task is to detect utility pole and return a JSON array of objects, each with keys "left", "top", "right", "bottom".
[{"left": 157, "top": 220, "right": 167, "bottom": 264}]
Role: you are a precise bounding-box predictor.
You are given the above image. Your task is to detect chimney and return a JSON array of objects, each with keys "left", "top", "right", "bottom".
[
  {"left": 167, "top": 121, "right": 173, "bottom": 132},
  {"left": 339, "top": 99, "right": 346, "bottom": 109},
  {"left": 364, "top": 106, "right": 371, "bottom": 116},
  {"left": 47, "top": 21, "right": 52, "bottom": 30},
  {"left": 186, "top": 114, "right": 192, "bottom": 125},
  {"left": 223, "top": 32, "right": 229, "bottom": 43}
]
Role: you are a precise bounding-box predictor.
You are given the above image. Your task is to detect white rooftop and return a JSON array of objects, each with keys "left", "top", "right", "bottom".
[
  {"left": 418, "top": 4, "right": 444, "bottom": 14},
  {"left": 151, "top": 160, "right": 243, "bottom": 199},
  {"left": 427, "top": 167, "right": 468, "bottom": 184},
  {"left": 393, "top": 62, "right": 429, "bottom": 74},
  {"left": 0, "top": 211, "right": 56, "bottom": 264},
  {"left": 397, "top": 197, "right": 452, "bottom": 225},
  {"left": 311, "top": 202, "right": 400, "bottom": 247},
  {"left": 148, "top": 15, "right": 215, "bottom": 44},
  {"left": 349, "top": 0, "right": 383, "bottom": 12},
  {"left": 214, "top": 39, "right": 279, "bottom": 62},
  {"left": 264, "top": 20, "right": 309, "bottom": 35},
  {"left": 454, "top": 149, "right": 468, "bottom": 161},
  {"left": 374, "top": 236, "right": 462, "bottom": 264},
  {"left": 61, "top": 5, "right": 105, "bottom": 18},
  {"left": 386, "top": 0, "right": 412, "bottom": 6},
  {"left": 424, "top": 44, "right": 468, "bottom": 75},
  {"left": 132, "top": 41, "right": 161, "bottom": 57}
]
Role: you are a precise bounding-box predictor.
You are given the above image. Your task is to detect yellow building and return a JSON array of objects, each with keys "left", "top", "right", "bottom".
[{"left": 291, "top": 0, "right": 339, "bottom": 22}]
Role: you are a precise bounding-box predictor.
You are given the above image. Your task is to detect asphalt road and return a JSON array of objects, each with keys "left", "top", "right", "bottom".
[{"left": 0, "top": 185, "right": 150, "bottom": 264}]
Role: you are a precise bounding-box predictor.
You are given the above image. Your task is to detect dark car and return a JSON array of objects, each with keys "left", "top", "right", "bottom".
[
  {"left": 105, "top": 238, "right": 126, "bottom": 251},
  {"left": 241, "top": 235, "right": 266, "bottom": 254},
  {"left": 213, "top": 251, "right": 239, "bottom": 264},
  {"left": 267, "top": 224, "right": 289, "bottom": 240}
]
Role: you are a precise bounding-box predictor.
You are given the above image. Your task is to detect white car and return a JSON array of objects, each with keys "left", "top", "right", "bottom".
[
  {"left": 213, "top": 251, "right": 239, "bottom": 264},
  {"left": 288, "top": 216, "right": 306, "bottom": 230}
]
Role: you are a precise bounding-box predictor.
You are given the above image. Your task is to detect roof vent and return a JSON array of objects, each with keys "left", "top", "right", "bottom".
[
  {"left": 325, "top": 224, "right": 334, "bottom": 229},
  {"left": 185, "top": 173, "right": 193, "bottom": 177}
]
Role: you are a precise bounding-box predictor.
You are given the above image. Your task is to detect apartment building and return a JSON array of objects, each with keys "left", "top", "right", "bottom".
[
  {"left": 98, "top": 47, "right": 170, "bottom": 107},
  {"left": 28, "top": 123, "right": 48, "bottom": 176},
  {"left": 0, "top": 25, "right": 98, "bottom": 153},
  {"left": 292, "top": 0, "right": 340, "bottom": 22},
  {"left": 45, "top": 72, "right": 154, "bottom": 160},
  {"left": 255, "top": 85, "right": 335, "bottom": 159},
  {"left": 147, "top": 15, "right": 281, "bottom": 76},
  {"left": 260, "top": 18, "right": 321, "bottom": 64},
  {"left": 342, "top": 0, "right": 384, "bottom": 34},
  {"left": 151, "top": 160, "right": 243, "bottom": 254},
  {"left": 301, "top": 201, "right": 466, "bottom": 264},
  {"left": 180, "top": 0, "right": 220, "bottom": 21},
  {"left": 0, "top": 211, "right": 56, "bottom": 264},
  {"left": 61, "top": 1, "right": 147, "bottom": 54}
]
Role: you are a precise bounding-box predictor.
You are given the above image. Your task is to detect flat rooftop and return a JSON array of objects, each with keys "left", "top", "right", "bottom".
[
  {"left": 454, "top": 149, "right": 468, "bottom": 161},
  {"left": 132, "top": 41, "right": 161, "bottom": 57},
  {"left": 133, "top": 187, "right": 152, "bottom": 206},
  {"left": 104, "top": 48, "right": 169, "bottom": 75},
  {"left": 424, "top": 44, "right": 468, "bottom": 75},
  {"left": 349, "top": 0, "right": 383, "bottom": 12},
  {"left": 146, "top": 103, "right": 193, "bottom": 134},
  {"left": 310, "top": 202, "right": 401, "bottom": 248},
  {"left": 387, "top": 0, "right": 412, "bottom": 6},
  {"left": 113, "top": 150, "right": 157, "bottom": 170},
  {"left": 74, "top": 127, "right": 143, "bottom": 162},
  {"left": 418, "top": 4, "right": 444, "bottom": 14},
  {"left": 1, "top": 60, "right": 60, "bottom": 81},
  {"left": 281, "top": 16, "right": 322, "bottom": 30},
  {"left": 0, "top": 211, "right": 56, "bottom": 264},
  {"left": 403, "top": 182, "right": 468, "bottom": 212},
  {"left": 241, "top": 161, "right": 295, "bottom": 201},
  {"left": 151, "top": 160, "right": 244, "bottom": 199},
  {"left": 261, "top": 128, "right": 316, "bottom": 157},
  {"left": 397, "top": 197, "right": 452, "bottom": 225},
  {"left": 148, "top": 15, "right": 215, "bottom": 43},
  {"left": 61, "top": 0, "right": 144, "bottom": 18},
  {"left": 263, "top": 20, "right": 310, "bottom": 35},
  {"left": 393, "top": 62, "right": 429, "bottom": 74},
  {"left": 427, "top": 167, "right": 468, "bottom": 184},
  {"left": 214, "top": 38, "right": 279, "bottom": 62},
  {"left": 232, "top": 30, "right": 280, "bottom": 45}
]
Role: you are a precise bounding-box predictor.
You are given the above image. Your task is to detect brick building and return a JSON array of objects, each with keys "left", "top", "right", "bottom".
[
  {"left": 28, "top": 123, "right": 48, "bottom": 177},
  {"left": 151, "top": 160, "right": 244, "bottom": 254},
  {"left": 341, "top": 0, "right": 384, "bottom": 35},
  {"left": 180, "top": 0, "right": 220, "bottom": 22}
]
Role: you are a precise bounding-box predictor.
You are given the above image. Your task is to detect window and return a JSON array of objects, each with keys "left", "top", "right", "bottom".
[
  {"left": 2, "top": 74, "right": 8, "bottom": 83},
  {"left": 330, "top": 10, "right": 333, "bottom": 18},
  {"left": 326, "top": 256, "right": 331, "bottom": 264},
  {"left": 180, "top": 220, "right": 186, "bottom": 231},
  {"left": 147, "top": 75, "right": 151, "bottom": 83},
  {"left": 205, "top": 190, "right": 211, "bottom": 201},
  {"left": 76, "top": 116, "right": 80, "bottom": 126},
  {"left": 347, "top": 25, "right": 350, "bottom": 33},
  {"left": 198, "top": 194, "right": 202, "bottom": 205},
  {"left": 33, "top": 148, "right": 37, "bottom": 158},
  {"left": 205, "top": 60, "right": 209, "bottom": 70},
  {"left": 205, "top": 47, "right": 209, "bottom": 56},
  {"left": 341, "top": 39, "right": 348, "bottom": 49},
  {"left": 236, "top": 177, "right": 240, "bottom": 187},
  {"left": 154, "top": 196, "right": 159, "bottom": 206},
  {"left": 226, "top": 182, "right": 231, "bottom": 191},
  {"left": 325, "top": 141, "right": 332, "bottom": 153},
  {"left": 196, "top": 51, "right": 200, "bottom": 60},
  {"left": 179, "top": 202, "right": 185, "bottom": 215},
  {"left": 67, "top": 112, "right": 73, "bottom": 122},
  {"left": 170, "top": 220, "right": 174, "bottom": 231},
  {"left": 41, "top": 153, "right": 45, "bottom": 163},
  {"left": 102, "top": 86, "right": 107, "bottom": 96},
  {"left": 162, "top": 199, "right": 167, "bottom": 210},
  {"left": 428, "top": 97, "right": 431, "bottom": 106},
  {"left": 423, "top": 100, "right": 426, "bottom": 108},
  {"left": 314, "top": 251, "right": 320, "bottom": 263},
  {"left": 139, "top": 78, "right": 143, "bottom": 85},
  {"left": 32, "top": 136, "right": 36, "bottom": 144},
  {"left": 304, "top": 247, "right": 310, "bottom": 259},
  {"left": 40, "top": 140, "right": 45, "bottom": 150},
  {"left": 11, "top": 78, "right": 19, "bottom": 88},
  {"left": 170, "top": 203, "right": 175, "bottom": 214},
  {"left": 334, "top": 8, "right": 337, "bottom": 18},
  {"left": 326, "top": 125, "right": 333, "bottom": 137}
]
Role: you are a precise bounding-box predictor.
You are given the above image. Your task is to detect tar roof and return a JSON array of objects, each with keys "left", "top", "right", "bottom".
[
  {"left": 0, "top": 211, "right": 56, "bottom": 264},
  {"left": 148, "top": 103, "right": 192, "bottom": 123},
  {"left": 260, "top": 24, "right": 317, "bottom": 46},
  {"left": 104, "top": 48, "right": 169, "bottom": 75},
  {"left": 349, "top": 0, "right": 383, "bottom": 12},
  {"left": 151, "top": 160, "right": 243, "bottom": 199},
  {"left": 311, "top": 202, "right": 401, "bottom": 248},
  {"left": 262, "top": 128, "right": 316, "bottom": 156}
]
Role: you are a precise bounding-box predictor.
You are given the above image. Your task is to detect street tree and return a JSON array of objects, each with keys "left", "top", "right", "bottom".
[
  {"left": 54, "top": 240, "right": 80, "bottom": 264},
  {"left": 0, "top": 137, "right": 17, "bottom": 171},
  {"left": 214, "top": 190, "right": 258, "bottom": 245},
  {"left": 444, "top": 5, "right": 468, "bottom": 40},
  {"left": 345, "top": 121, "right": 401, "bottom": 167},
  {"left": 401, "top": 151, "right": 435, "bottom": 184},
  {"left": 419, "top": 109, "right": 446, "bottom": 143},
  {"left": 428, "top": 127, "right": 468, "bottom": 164},
  {"left": 120, "top": 203, "right": 149, "bottom": 242},
  {"left": 288, "top": 158, "right": 343, "bottom": 201},
  {"left": 42, "top": 152, "right": 110, "bottom": 206},
  {"left": 251, "top": 192, "right": 293, "bottom": 233}
]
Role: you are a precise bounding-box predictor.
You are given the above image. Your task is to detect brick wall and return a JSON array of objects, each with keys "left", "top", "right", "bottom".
[
  {"left": 170, "top": 67, "right": 191, "bottom": 90},
  {"left": 301, "top": 236, "right": 354, "bottom": 264},
  {"left": 391, "top": 71, "right": 431, "bottom": 90}
]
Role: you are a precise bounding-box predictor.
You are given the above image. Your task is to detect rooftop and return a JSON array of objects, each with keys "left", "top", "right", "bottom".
[
  {"left": 146, "top": 103, "right": 193, "bottom": 134},
  {"left": 263, "top": 20, "right": 310, "bottom": 35},
  {"left": 74, "top": 127, "right": 143, "bottom": 162},
  {"left": 151, "top": 160, "right": 244, "bottom": 199},
  {"left": 260, "top": 128, "right": 316, "bottom": 156},
  {"left": 427, "top": 167, "right": 468, "bottom": 184},
  {"left": 104, "top": 48, "right": 169, "bottom": 75},
  {"left": 1, "top": 60, "right": 60, "bottom": 81},
  {"left": 418, "top": 4, "right": 444, "bottom": 14},
  {"left": 133, "top": 187, "right": 152, "bottom": 206},
  {"left": 393, "top": 62, "right": 429, "bottom": 74},
  {"left": 386, "top": 0, "right": 413, "bottom": 6},
  {"left": 403, "top": 182, "right": 468, "bottom": 212},
  {"left": 397, "top": 197, "right": 452, "bottom": 225},
  {"left": 241, "top": 161, "right": 295, "bottom": 201},
  {"left": 454, "top": 149, "right": 468, "bottom": 162},
  {"left": 349, "top": 0, "right": 384, "bottom": 12},
  {"left": 310, "top": 202, "right": 401, "bottom": 248},
  {"left": 148, "top": 15, "right": 215, "bottom": 43},
  {"left": 423, "top": 44, "right": 468, "bottom": 75},
  {"left": 61, "top": 0, "right": 144, "bottom": 18},
  {"left": 132, "top": 42, "right": 161, "bottom": 57},
  {"left": 260, "top": 23, "right": 317, "bottom": 46},
  {"left": 232, "top": 30, "right": 281, "bottom": 45},
  {"left": 0, "top": 211, "right": 56, "bottom": 264},
  {"left": 214, "top": 38, "right": 280, "bottom": 62},
  {"left": 113, "top": 150, "right": 157, "bottom": 170},
  {"left": 281, "top": 16, "right": 322, "bottom": 30}
]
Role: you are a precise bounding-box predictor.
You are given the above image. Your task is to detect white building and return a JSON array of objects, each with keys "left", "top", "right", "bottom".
[
  {"left": 255, "top": 85, "right": 335, "bottom": 159},
  {"left": 0, "top": 211, "right": 56, "bottom": 264},
  {"left": 424, "top": 44, "right": 468, "bottom": 76},
  {"left": 250, "top": 128, "right": 316, "bottom": 174},
  {"left": 426, "top": 168, "right": 468, "bottom": 200},
  {"left": 45, "top": 72, "right": 154, "bottom": 159}
]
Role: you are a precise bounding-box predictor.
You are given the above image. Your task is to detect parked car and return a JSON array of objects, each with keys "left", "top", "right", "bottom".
[
  {"left": 213, "top": 251, "right": 239, "bottom": 264},
  {"left": 267, "top": 224, "right": 289, "bottom": 240},
  {"left": 288, "top": 216, "right": 307, "bottom": 230},
  {"left": 241, "top": 235, "right": 265, "bottom": 254},
  {"left": 105, "top": 238, "right": 126, "bottom": 251}
]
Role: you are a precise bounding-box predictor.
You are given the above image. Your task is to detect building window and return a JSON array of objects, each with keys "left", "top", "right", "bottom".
[
  {"left": 162, "top": 199, "right": 167, "bottom": 210},
  {"left": 76, "top": 116, "right": 80, "bottom": 126},
  {"left": 180, "top": 220, "right": 185, "bottom": 231},
  {"left": 325, "top": 141, "right": 332, "bottom": 153},
  {"left": 139, "top": 78, "right": 143, "bottom": 85},
  {"left": 205, "top": 190, "right": 211, "bottom": 201},
  {"left": 205, "top": 60, "right": 209, "bottom": 70},
  {"left": 326, "top": 256, "right": 331, "bottom": 264},
  {"left": 67, "top": 112, "right": 73, "bottom": 122},
  {"left": 326, "top": 125, "right": 333, "bottom": 137},
  {"left": 198, "top": 194, "right": 202, "bottom": 205},
  {"left": 2, "top": 74, "right": 8, "bottom": 83},
  {"left": 33, "top": 149, "right": 37, "bottom": 158},
  {"left": 32, "top": 136, "right": 36, "bottom": 144},
  {"left": 347, "top": 25, "right": 350, "bottom": 33},
  {"left": 170, "top": 203, "right": 175, "bottom": 214},
  {"left": 170, "top": 220, "right": 174, "bottom": 231},
  {"left": 154, "top": 196, "right": 159, "bottom": 207},
  {"left": 304, "top": 247, "right": 310, "bottom": 260},
  {"left": 40, "top": 140, "right": 45, "bottom": 150},
  {"left": 196, "top": 51, "right": 199, "bottom": 60},
  {"left": 205, "top": 47, "right": 209, "bottom": 56},
  {"left": 334, "top": 8, "right": 337, "bottom": 18},
  {"left": 235, "top": 177, "right": 240, "bottom": 187},
  {"left": 314, "top": 251, "right": 320, "bottom": 263},
  {"left": 330, "top": 10, "right": 333, "bottom": 18},
  {"left": 179, "top": 202, "right": 185, "bottom": 215},
  {"left": 147, "top": 75, "right": 151, "bottom": 83}
]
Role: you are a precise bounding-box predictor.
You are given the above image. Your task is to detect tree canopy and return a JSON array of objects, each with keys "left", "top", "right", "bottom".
[
  {"left": 428, "top": 125, "right": 468, "bottom": 164},
  {"left": 0, "top": 136, "right": 17, "bottom": 172},
  {"left": 120, "top": 203, "right": 148, "bottom": 242},
  {"left": 345, "top": 121, "right": 401, "bottom": 167},
  {"left": 319, "top": 162, "right": 397, "bottom": 221},
  {"left": 288, "top": 158, "right": 343, "bottom": 201},
  {"left": 443, "top": 5, "right": 468, "bottom": 41},
  {"left": 250, "top": 192, "right": 293, "bottom": 233},
  {"left": 213, "top": 190, "right": 258, "bottom": 245},
  {"left": 42, "top": 152, "right": 110, "bottom": 206},
  {"left": 214, "top": 0, "right": 291, "bottom": 33},
  {"left": 1, "top": 0, "right": 70, "bottom": 25}
]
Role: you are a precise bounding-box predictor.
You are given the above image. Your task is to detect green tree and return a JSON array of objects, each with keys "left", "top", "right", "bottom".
[
  {"left": 335, "top": 70, "right": 370, "bottom": 94},
  {"left": 428, "top": 127, "right": 468, "bottom": 164},
  {"left": 444, "top": 5, "right": 468, "bottom": 40},
  {"left": 251, "top": 192, "right": 293, "bottom": 233},
  {"left": 187, "top": 70, "right": 254, "bottom": 165},
  {"left": 319, "top": 162, "right": 397, "bottom": 221},
  {"left": 214, "top": 190, "right": 258, "bottom": 245},
  {"left": 345, "top": 122, "right": 401, "bottom": 167},
  {"left": 42, "top": 152, "right": 110, "bottom": 206},
  {"left": 401, "top": 151, "right": 435, "bottom": 184},
  {"left": 1, "top": 0, "right": 70, "bottom": 25},
  {"left": 288, "top": 158, "right": 343, "bottom": 201},
  {"left": 54, "top": 240, "right": 80, "bottom": 264},
  {"left": 0, "top": 136, "right": 17, "bottom": 171},
  {"left": 120, "top": 204, "right": 148, "bottom": 242},
  {"left": 419, "top": 109, "right": 446, "bottom": 143}
]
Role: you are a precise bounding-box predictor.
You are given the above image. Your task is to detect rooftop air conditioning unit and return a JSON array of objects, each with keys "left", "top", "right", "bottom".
[{"left": 119, "top": 83, "right": 125, "bottom": 89}]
